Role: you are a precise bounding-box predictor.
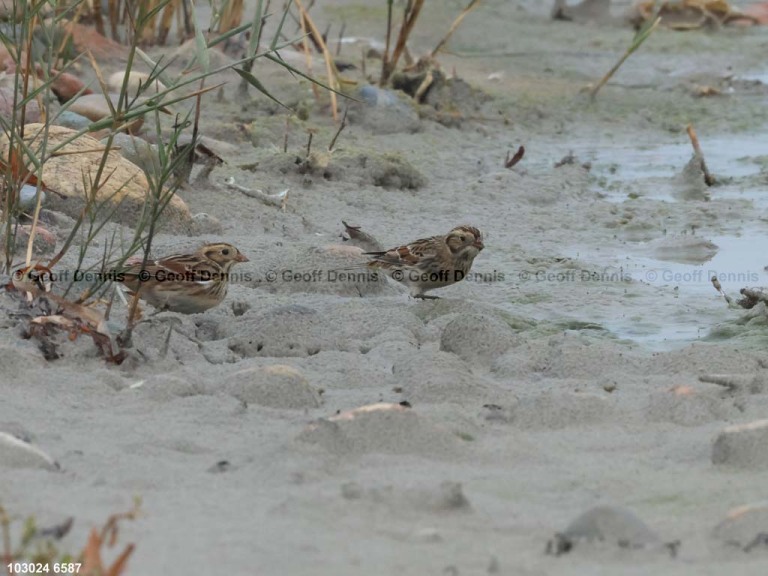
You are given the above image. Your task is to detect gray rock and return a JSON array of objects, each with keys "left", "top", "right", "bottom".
[
  {"left": 55, "top": 110, "right": 92, "bottom": 130},
  {"left": 102, "top": 132, "right": 160, "bottom": 175},
  {"left": 18, "top": 184, "right": 45, "bottom": 211},
  {"left": 67, "top": 93, "right": 145, "bottom": 132},
  {"left": 108, "top": 71, "right": 166, "bottom": 97},
  {"left": 348, "top": 85, "right": 420, "bottom": 135},
  {"left": 0, "top": 87, "right": 41, "bottom": 124}
]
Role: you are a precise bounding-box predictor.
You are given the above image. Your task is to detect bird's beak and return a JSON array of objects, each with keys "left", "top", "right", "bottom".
[
  {"left": 473, "top": 239, "right": 484, "bottom": 251},
  {"left": 236, "top": 253, "right": 249, "bottom": 263}
]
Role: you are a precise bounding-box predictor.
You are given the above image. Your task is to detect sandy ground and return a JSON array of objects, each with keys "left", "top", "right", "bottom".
[{"left": 4, "top": 0, "right": 768, "bottom": 574}]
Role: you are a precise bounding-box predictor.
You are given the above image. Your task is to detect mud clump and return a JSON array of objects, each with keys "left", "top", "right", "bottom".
[
  {"left": 391, "top": 66, "right": 492, "bottom": 128},
  {"left": 254, "top": 150, "right": 426, "bottom": 190}
]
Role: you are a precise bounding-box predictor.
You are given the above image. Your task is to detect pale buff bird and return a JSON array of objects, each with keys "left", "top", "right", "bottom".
[
  {"left": 365, "top": 225, "right": 484, "bottom": 298},
  {"left": 120, "top": 242, "right": 248, "bottom": 313}
]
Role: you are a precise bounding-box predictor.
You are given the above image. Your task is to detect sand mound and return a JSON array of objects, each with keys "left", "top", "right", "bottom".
[
  {"left": 514, "top": 389, "right": 613, "bottom": 429},
  {"left": 0, "top": 431, "right": 58, "bottom": 471},
  {"left": 227, "top": 301, "right": 423, "bottom": 358},
  {"left": 713, "top": 501, "right": 768, "bottom": 550},
  {"left": 341, "top": 480, "right": 471, "bottom": 513},
  {"left": 645, "top": 385, "right": 737, "bottom": 426},
  {"left": 224, "top": 365, "right": 321, "bottom": 409},
  {"left": 394, "top": 349, "right": 509, "bottom": 405},
  {"left": 712, "top": 420, "right": 768, "bottom": 468},
  {"left": 297, "top": 403, "right": 463, "bottom": 457},
  {"left": 548, "top": 505, "right": 667, "bottom": 556},
  {"left": 440, "top": 312, "right": 519, "bottom": 364}
]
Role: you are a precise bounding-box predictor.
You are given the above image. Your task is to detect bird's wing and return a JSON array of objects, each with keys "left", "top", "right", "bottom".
[
  {"left": 365, "top": 236, "right": 440, "bottom": 269},
  {"left": 156, "top": 254, "right": 221, "bottom": 279}
]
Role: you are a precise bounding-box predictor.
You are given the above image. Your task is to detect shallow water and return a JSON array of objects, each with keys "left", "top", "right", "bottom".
[
  {"left": 564, "top": 231, "right": 767, "bottom": 348},
  {"left": 586, "top": 132, "right": 768, "bottom": 203},
  {"left": 741, "top": 71, "right": 768, "bottom": 85},
  {"left": 551, "top": 123, "right": 768, "bottom": 348}
]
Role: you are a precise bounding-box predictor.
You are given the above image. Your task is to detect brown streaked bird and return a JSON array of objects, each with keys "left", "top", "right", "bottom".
[
  {"left": 364, "top": 225, "right": 484, "bottom": 299},
  {"left": 120, "top": 242, "right": 248, "bottom": 314}
]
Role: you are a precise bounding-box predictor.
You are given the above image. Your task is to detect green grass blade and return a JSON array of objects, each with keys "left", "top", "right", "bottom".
[
  {"left": 249, "top": 0, "right": 265, "bottom": 57},
  {"left": 270, "top": 1, "right": 293, "bottom": 51},
  {"left": 233, "top": 68, "right": 291, "bottom": 110},
  {"left": 190, "top": 1, "right": 210, "bottom": 73}
]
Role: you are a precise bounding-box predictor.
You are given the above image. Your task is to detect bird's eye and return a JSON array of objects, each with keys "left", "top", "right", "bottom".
[
  {"left": 222, "top": 248, "right": 230, "bottom": 256},
  {"left": 459, "top": 236, "right": 466, "bottom": 242}
]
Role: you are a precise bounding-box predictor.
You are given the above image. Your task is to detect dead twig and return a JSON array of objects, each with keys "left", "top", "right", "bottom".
[
  {"left": 381, "top": 0, "right": 425, "bottom": 86},
  {"left": 328, "top": 106, "right": 348, "bottom": 152},
  {"left": 294, "top": 0, "right": 340, "bottom": 120},
  {"left": 431, "top": 0, "right": 483, "bottom": 58},
  {"left": 687, "top": 124, "right": 715, "bottom": 186},
  {"left": 699, "top": 373, "right": 743, "bottom": 392},
  {"left": 711, "top": 276, "right": 732, "bottom": 305},
  {"left": 336, "top": 21, "right": 346, "bottom": 56},
  {"left": 504, "top": 145, "right": 525, "bottom": 169},
  {"left": 283, "top": 116, "right": 290, "bottom": 154},
  {"left": 305, "top": 129, "right": 315, "bottom": 157},
  {"left": 225, "top": 177, "right": 289, "bottom": 211}
]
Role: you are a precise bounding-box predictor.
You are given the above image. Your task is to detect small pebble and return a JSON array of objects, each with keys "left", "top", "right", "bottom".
[{"left": 18, "top": 184, "right": 45, "bottom": 211}]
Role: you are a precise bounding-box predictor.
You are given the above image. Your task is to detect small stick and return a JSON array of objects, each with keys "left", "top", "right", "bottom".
[
  {"left": 336, "top": 21, "right": 346, "bottom": 56},
  {"left": 687, "top": 124, "right": 715, "bottom": 186},
  {"left": 322, "top": 23, "right": 331, "bottom": 52},
  {"left": 711, "top": 276, "right": 732, "bottom": 305},
  {"left": 504, "top": 145, "right": 525, "bottom": 169},
  {"left": 225, "top": 177, "right": 289, "bottom": 210},
  {"left": 699, "top": 374, "right": 743, "bottom": 391},
  {"left": 296, "top": 3, "right": 320, "bottom": 101},
  {"left": 388, "top": 0, "right": 425, "bottom": 83},
  {"left": 103, "top": 282, "right": 116, "bottom": 321},
  {"left": 381, "top": 0, "right": 393, "bottom": 86},
  {"left": 294, "top": 0, "right": 339, "bottom": 120},
  {"left": 305, "top": 129, "right": 314, "bottom": 157},
  {"left": 328, "top": 106, "right": 348, "bottom": 152},
  {"left": 283, "top": 116, "right": 289, "bottom": 153},
  {"left": 431, "top": 0, "right": 483, "bottom": 59}
]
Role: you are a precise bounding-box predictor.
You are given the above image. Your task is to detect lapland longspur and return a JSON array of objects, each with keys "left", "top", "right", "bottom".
[
  {"left": 365, "top": 225, "right": 484, "bottom": 299},
  {"left": 120, "top": 242, "right": 248, "bottom": 313}
]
